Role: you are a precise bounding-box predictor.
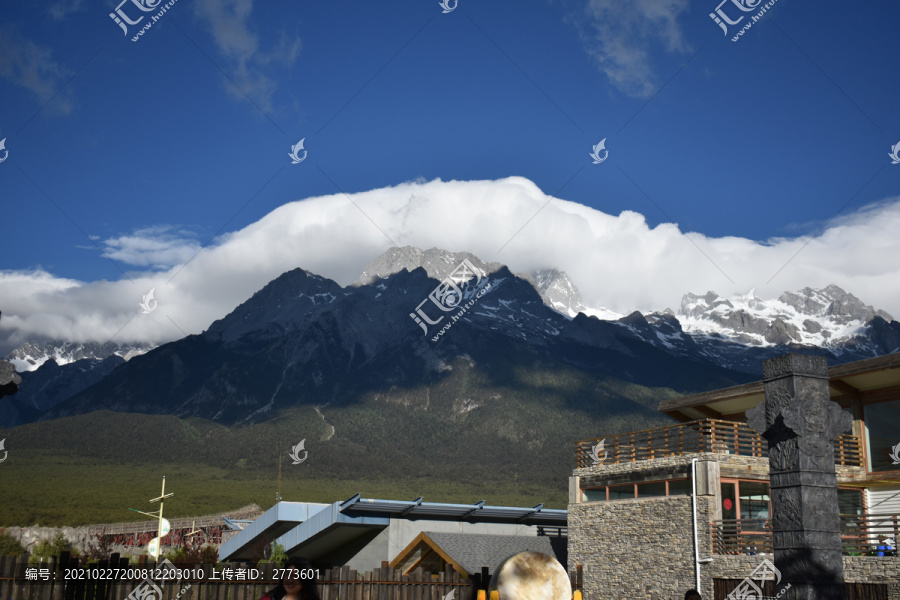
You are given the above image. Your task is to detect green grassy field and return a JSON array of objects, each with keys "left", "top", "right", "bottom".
[
  {"left": 0, "top": 360, "right": 679, "bottom": 527},
  {"left": 0, "top": 451, "right": 567, "bottom": 526}
]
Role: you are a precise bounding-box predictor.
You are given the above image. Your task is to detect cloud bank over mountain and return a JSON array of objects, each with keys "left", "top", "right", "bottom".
[{"left": 1, "top": 176, "right": 898, "bottom": 353}]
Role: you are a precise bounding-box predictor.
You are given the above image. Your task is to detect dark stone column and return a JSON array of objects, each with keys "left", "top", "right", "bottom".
[{"left": 746, "top": 354, "right": 852, "bottom": 600}]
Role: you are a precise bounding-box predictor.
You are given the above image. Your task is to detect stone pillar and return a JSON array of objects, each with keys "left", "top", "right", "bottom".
[{"left": 746, "top": 354, "right": 852, "bottom": 600}]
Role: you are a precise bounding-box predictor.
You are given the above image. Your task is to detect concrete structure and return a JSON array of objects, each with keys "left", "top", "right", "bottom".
[
  {"left": 220, "top": 495, "right": 567, "bottom": 573},
  {"left": 568, "top": 352, "right": 900, "bottom": 600}
]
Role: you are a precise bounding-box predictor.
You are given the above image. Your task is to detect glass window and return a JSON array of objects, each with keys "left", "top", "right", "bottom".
[
  {"left": 668, "top": 479, "right": 692, "bottom": 496},
  {"left": 638, "top": 482, "right": 667, "bottom": 497},
  {"left": 739, "top": 481, "right": 770, "bottom": 520},
  {"left": 608, "top": 484, "right": 635, "bottom": 499},
  {"left": 721, "top": 482, "right": 737, "bottom": 520},
  {"left": 864, "top": 400, "right": 900, "bottom": 472},
  {"left": 582, "top": 488, "right": 606, "bottom": 502},
  {"left": 838, "top": 488, "right": 863, "bottom": 516}
]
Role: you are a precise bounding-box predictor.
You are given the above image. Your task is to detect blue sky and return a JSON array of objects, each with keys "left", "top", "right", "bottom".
[{"left": 1, "top": 0, "right": 899, "bottom": 351}]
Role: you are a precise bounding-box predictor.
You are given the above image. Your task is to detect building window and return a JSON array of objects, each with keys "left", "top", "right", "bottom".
[
  {"left": 720, "top": 479, "right": 770, "bottom": 520},
  {"left": 837, "top": 488, "right": 864, "bottom": 516},
  {"left": 638, "top": 481, "right": 667, "bottom": 497},
  {"left": 609, "top": 484, "right": 635, "bottom": 500},
  {"left": 582, "top": 479, "right": 692, "bottom": 502},
  {"left": 739, "top": 481, "right": 770, "bottom": 520},
  {"left": 864, "top": 400, "right": 900, "bottom": 472},
  {"left": 582, "top": 488, "right": 606, "bottom": 502},
  {"left": 668, "top": 479, "right": 692, "bottom": 496}
]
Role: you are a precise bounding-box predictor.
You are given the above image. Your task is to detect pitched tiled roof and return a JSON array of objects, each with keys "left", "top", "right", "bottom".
[{"left": 422, "top": 532, "right": 564, "bottom": 575}]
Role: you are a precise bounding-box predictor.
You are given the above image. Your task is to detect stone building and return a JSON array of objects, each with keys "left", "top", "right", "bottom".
[{"left": 568, "top": 352, "right": 900, "bottom": 600}]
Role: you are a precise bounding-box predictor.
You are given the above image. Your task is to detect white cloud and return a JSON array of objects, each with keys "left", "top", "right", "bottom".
[
  {"left": 0, "top": 25, "right": 76, "bottom": 115},
  {"left": 100, "top": 225, "right": 202, "bottom": 269},
  {"left": 566, "top": 0, "right": 692, "bottom": 97},
  {"left": 1, "top": 176, "right": 899, "bottom": 354},
  {"left": 48, "top": 0, "right": 85, "bottom": 21},
  {"left": 192, "top": 0, "right": 302, "bottom": 114}
]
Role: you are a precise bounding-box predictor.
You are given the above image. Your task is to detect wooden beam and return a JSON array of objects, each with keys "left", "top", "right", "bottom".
[
  {"left": 693, "top": 405, "right": 724, "bottom": 420},
  {"left": 828, "top": 352, "right": 900, "bottom": 379},
  {"left": 657, "top": 381, "right": 764, "bottom": 412},
  {"left": 830, "top": 379, "right": 861, "bottom": 399},
  {"left": 665, "top": 410, "right": 694, "bottom": 423}
]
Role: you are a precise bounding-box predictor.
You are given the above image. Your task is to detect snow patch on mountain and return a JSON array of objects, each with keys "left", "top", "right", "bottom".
[
  {"left": 358, "top": 247, "right": 621, "bottom": 320},
  {"left": 677, "top": 285, "right": 894, "bottom": 348},
  {"left": 5, "top": 340, "right": 154, "bottom": 372}
]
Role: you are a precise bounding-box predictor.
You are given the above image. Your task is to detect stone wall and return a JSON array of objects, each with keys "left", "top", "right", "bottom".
[
  {"left": 707, "top": 555, "right": 900, "bottom": 599},
  {"left": 569, "top": 497, "right": 900, "bottom": 600},
  {"left": 842, "top": 557, "right": 900, "bottom": 598},
  {"left": 568, "top": 494, "right": 718, "bottom": 600},
  {"left": 574, "top": 453, "right": 864, "bottom": 485},
  {"left": 568, "top": 452, "right": 894, "bottom": 600}
]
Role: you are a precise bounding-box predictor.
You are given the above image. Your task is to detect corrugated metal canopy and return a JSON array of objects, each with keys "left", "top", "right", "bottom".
[{"left": 339, "top": 495, "right": 566, "bottom": 526}]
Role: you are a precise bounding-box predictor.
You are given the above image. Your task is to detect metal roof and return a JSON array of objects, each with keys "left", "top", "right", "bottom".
[
  {"left": 218, "top": 502, "right": 331, "bottom": 561},
  {"left": 219, "top": 496, "right": 568, "bottom": 562},
  {"left": 339, "top": 495, "right": 567, "bottom": 526}
]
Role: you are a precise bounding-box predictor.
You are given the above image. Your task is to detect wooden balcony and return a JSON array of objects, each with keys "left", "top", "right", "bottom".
[
  {"left": 575, "top": 418, "right": 863, "bottom": 468},
  {"left": 710, "top": 514, "right": 900, "bottom": 556}
]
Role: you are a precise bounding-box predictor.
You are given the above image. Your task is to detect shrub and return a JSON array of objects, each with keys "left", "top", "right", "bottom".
[
  {"left": 0, "top": 532, "right": 25, "bottom": 556},
  {"left": 29, "top": 532, "right": 73, "bottom": 565},
  {"left": 269, "top": 543, "right": 287, "bottom": 568}
]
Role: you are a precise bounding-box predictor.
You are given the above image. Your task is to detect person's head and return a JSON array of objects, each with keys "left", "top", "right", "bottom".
[
  {"left": 684, "top": 589, "right": 702, "bottom": 600},
  {"left": 270, "top": 558, "right": 320, "bottom": 600}
]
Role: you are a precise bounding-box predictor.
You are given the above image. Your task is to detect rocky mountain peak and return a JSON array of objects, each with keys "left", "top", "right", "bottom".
[
  {"left": 4, "top": 340, "right": 153, "bottom": 372},
  {"left": 356, "top": 247, "right": 502, "bottom": 286},
  {"left": 357, "top": 247, "right": 612, "bottom": 320},
  {"left": 676, "top": 285, "right": 895, "bottom": 350}
]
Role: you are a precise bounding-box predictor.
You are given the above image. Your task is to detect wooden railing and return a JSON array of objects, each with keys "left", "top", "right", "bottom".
[
  {"left": 840, "top": 513, "right": 900, "bottom": 555},
  {"left": 710, "top": 514, "right": 900, "bottom": 556},
  {"left": 711, "top": 518, "right": 773, "bottom": 554},
  {"left": 575, "top": 418, "right": 863, "bottom": 467}
]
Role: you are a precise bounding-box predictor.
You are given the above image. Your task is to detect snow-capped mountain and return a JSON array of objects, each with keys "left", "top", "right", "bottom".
[
  {"left": 5, "top": 247, "right": 900, "bottom": 427},
  {"left": 0, "top": 355, "right": 125, "bottom": 427},
  {"left": 601, "top": 284, "right": 900, "bottom": 373},
  {"left": 5, "top": 340, "right": 154, "bottom": 372},
  {"left": 356, "top": 246, "right": 621, "bottom": 321},
  {"left": 37, "top": 251, "right": 749, "bottom": 425},
  {"left": 677, "top": 285, "right": 897, "bottom": 351}
]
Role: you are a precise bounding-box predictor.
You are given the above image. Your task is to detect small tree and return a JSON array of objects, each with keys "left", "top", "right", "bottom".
[
  {"left": 199, "top": 544, "right": 219, "bottom": 566},
  {"left": 269, "top": 543, "right": 287, "bottom": 568},
  {"left": 29, "top": 532, "right": 72, "bottom": 565},
  {"left": 162, "top": 546, "right": 187, "bottom": 563},
  {"left": 83, "top": 528, "right": 114, "bottom": 564},
  {"left": 0, "top": 531, "right": 25, "bottom": 556}
]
